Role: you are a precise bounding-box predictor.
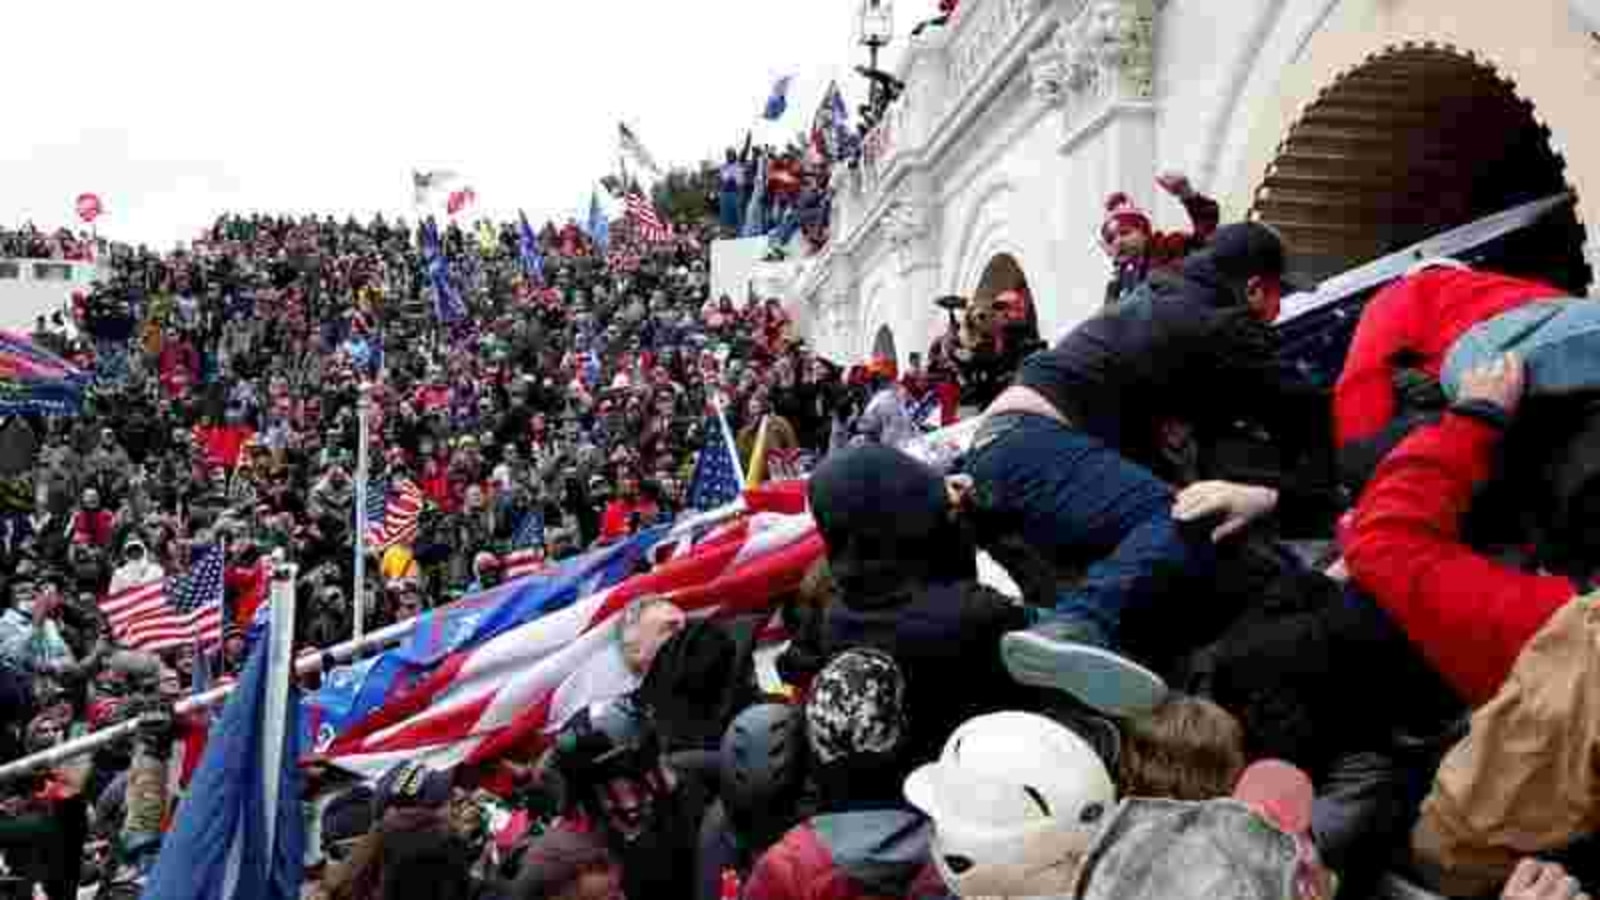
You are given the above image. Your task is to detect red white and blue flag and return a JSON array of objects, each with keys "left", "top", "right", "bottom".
[
  {"left": 365, "top": 477, "right": 425, "bottom": 551},
  {"left": 100, "top": 545, "right": 226, "bottom": 653},
  {"left": 318, "top": 493, "right": 822, "bottom": 779}
]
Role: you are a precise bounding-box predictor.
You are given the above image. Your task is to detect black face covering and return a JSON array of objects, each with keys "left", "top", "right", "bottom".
[{"left": 809, "top": 445, "right": 978, "bottom": 606}]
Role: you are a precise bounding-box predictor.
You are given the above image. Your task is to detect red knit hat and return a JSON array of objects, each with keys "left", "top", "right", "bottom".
[{"left": 1101, "top": 192, "right": 1152, "bottom": 246}]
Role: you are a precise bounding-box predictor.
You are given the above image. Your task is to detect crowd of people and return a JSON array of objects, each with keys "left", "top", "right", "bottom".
[
  {"left": 0, "top": 226, "right": 102, "bottom": 263},
  {"left": 1, "top": 128, "right": 1598, "bottom": 900}
]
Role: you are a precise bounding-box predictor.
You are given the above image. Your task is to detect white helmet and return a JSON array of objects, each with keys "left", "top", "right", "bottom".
[{"left": 904, "top": 711, "right": 1115, "bottom": 897}]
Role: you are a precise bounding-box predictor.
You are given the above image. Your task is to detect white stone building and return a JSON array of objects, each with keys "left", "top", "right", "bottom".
[{"left": 783, "top": 0, "right": 1600, "bottom": 367}]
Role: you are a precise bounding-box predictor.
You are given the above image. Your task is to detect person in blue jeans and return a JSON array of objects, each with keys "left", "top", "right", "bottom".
[{"left": 964, "top": 223, "right": 1324, "bottom": 718}]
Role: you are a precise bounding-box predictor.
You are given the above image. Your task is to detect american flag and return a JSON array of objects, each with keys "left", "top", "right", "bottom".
[
  {"left": 686, "top": 409, "right": 744, "bottom": 511},
  {"left": 101, "top": 545, "right": 226, "bottom": 652},
  {"left": 624, "top": 191, "right": 673, "bottom": 244},
  {"left": 366, "top": 478, "right": 425, "bottom": 551},
  {"left": 323, "top": 499, "right": 822, "bottom": 778},
  {"left": 503, "top": 511, "right": 548, "bottom": 581}
]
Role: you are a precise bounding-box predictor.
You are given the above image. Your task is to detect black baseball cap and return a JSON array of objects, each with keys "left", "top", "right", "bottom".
[{"left": 1205, "top": 222, "right": 1287, "bottom": 281}]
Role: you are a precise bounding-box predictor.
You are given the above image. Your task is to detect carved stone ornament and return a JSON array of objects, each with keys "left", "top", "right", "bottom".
[
  {"left": 1029, "top": 45, "right": 1069, "bottom": 106},
  {"left": 1052, "top": 0, "right": 1158, "bottom": 101},
  {"left": 882, "top": 198, "right": 932, "bottom": 248}
]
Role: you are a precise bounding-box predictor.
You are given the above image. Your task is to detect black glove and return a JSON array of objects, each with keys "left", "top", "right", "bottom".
[
  {"left": 1392, "top": 366, "right": 1447, "bottom": 413},
  {"left": 129, "top": 700, "right": 176, "bottom": 759}
]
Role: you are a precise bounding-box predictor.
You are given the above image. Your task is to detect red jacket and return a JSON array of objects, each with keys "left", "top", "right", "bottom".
[
  {"left": 1345, "top": 411, "right": 1573, "bottom": 706},
  {"left": 1333, "top": 269, "right": 1563, "bottom": 447},
  {"left": 744, "top": 811, "right": 944, "bottom": 900}
]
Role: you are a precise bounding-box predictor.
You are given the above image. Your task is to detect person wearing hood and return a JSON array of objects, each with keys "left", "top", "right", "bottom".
[
  {"left": 963, "top": 223, "right": 1326, "bottom": 717},
  {"left": 744, "top": 649, "right": 946, "bottom": 900},
  {"left": 108, "top": 538, "right": 165, "bottom": 596},
  {"left": 806, "top": 444, "right": 1046, "bottom": 770}
]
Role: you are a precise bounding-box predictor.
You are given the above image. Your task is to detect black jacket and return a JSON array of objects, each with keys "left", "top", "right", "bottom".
[{"left": 1017, "top": 257, "right": 1335, "bottom": 521}]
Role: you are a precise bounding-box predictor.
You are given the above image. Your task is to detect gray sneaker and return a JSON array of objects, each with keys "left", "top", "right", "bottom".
[{"left": 1001, "top": 619, "right": 1168, "bottom": 718}]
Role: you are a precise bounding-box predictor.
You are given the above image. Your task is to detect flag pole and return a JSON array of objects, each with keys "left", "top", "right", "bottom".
[
  {"left": 259, "top": 559, "right": 298, "bottom": 860},
  {"left": 352, "top": 381, "right": 372, "bottom": 642},
  {"left": 713, "top": 398, "right": 746, "bottom": 485}
]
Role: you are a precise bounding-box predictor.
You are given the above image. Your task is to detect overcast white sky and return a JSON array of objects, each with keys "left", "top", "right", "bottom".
[{"left": 2, "top": 0, "right": 914, "bottom": 248}]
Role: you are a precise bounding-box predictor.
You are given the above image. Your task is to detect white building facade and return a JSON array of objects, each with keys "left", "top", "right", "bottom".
[{"left": 788, "top": 0, "right": 1600, "bottom": 367}]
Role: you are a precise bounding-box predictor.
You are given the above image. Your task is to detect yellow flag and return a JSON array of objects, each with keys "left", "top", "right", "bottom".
[{"left": 745, "top": 415, "right": 772, "bottom": 489}]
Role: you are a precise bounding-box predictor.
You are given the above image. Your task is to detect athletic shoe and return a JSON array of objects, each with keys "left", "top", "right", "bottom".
[{"left": 1001, "top": 619, "right": 1168, "bottom": 718}]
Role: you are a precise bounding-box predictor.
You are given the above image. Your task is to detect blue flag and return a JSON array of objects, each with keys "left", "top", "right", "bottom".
[
  {"left": 142, "top": 633, "right": 305, "bottom": 899},
  {"left": 518, "top": 210, "right": 545, "bottom": 285},
  {"left": 686, "top": 409, "right": 744, "bottom": 510},
  {"left": 764, "top": 75, "right": 794, "bottom": 121},
  {"left": 584, "top": 191, "right": 609, "bottom": 253},
  {"left": 303, "top": 528, "right": 661, "bottom": 751},
  {"left": 422, "top": 219, "right": 467, "bottom": 325},
  {"left": 740, "top": 155, "right": 769, "bottom": 239}
]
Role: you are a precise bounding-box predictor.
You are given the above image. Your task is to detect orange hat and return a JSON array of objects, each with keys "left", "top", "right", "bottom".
[{"left": 868, "top": 356, "right": 899, "bottom": 381}]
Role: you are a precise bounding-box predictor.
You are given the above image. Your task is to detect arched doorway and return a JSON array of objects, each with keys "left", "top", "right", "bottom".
[
  {"left": 1251, "top": 46, "right": 1591, "bottom": 294},
  {"left": 971, "top": 253, "right": 1042, "bottom": 347},
  {"left": 871, "top": 324, "right": 897, "bottom": 363}
]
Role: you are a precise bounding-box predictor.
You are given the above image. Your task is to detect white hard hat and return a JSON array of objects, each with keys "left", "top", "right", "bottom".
[{"left": 904, "top": 711, "right": 1115, "bottom": 897}]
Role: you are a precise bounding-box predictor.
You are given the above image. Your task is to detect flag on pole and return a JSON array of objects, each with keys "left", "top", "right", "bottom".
[
  {"left": 305, "top": 531, "right": 659, "bottom": 754},
  {"left": 446, "top": 187, "right": 478, "bottom": 217},
  {"left": 584, "top": 191, "right": 610, "bottom": 253},
  {"left": 421, "top": 219, "right": 467, "bottom": 325},
  {"left": 141, "top": 588, "right": 305, "bottom": 900},
  {"left": 740, "top": 154, "right": 769, "bottom": 239},
  {"left": 617, "top": 123, "right": 662, "bottom": 176},
  {"left": 517, "top": 211, "right": 545, "bottom": 285},
  {"left": 687, "top": 405, "right": 746, "bottom": 510},
  {"left": 763, "top": 75, "right": 795, "bottom": 121},
  {"left": 101, "top": 545, "right": 225, "bottom": 653},
  {"left": 623, "top": 190, "right": 673, "bottom": 244},
  {"left": 322, "top": 510, "right": 821, "bottom": 778},
  {"left": 365, "top": 477, "right": 424, "bottom": 551},
  {"left": 412, "top": 169, "right": 461, "bottom": 208},
  {"left": 811, "top": 82, "right": 856, "bottom": 162},
  {"left": 744, "top": 415, "right": 773, "bottom": 489}
]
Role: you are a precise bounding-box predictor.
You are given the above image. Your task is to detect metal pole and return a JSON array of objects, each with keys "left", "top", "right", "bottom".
[{"left": 352, "top": 381, "right": 372, "bottom": 642}]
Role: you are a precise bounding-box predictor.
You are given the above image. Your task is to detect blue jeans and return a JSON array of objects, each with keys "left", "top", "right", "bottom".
[{"left": 963, "top": 413, "right": 1210, "bottom": 645}]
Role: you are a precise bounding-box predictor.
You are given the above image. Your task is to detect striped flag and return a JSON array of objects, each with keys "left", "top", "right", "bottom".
[
  {"left": 322, "top": 508, "right": 822, "bottom": 778},
  {"left": 624, "top": 190, "right": 673, "bottom": 244},
  {"left": 617, "top": 123, "right": 662, "bottom": 176},
  {"left": 366, "top": 479, "right": 425, "bottom": 551},
  {"left": 101, "top": 545, "right": 225, "bottom": 653},
  {"left": 503, "top": 512, "right": 548, "bottom": 581}
]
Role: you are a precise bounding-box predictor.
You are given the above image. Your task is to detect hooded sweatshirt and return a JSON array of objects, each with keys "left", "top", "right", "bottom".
[{"left": 808, "top": 446, "right": 1031, "bottom": 770}]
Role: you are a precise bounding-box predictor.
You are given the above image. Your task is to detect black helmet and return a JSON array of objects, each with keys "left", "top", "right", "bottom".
[
  {"left": 553, "top": 696, "right": 660, "bottom": 791},
  {"left": 719, "top": 703, "right": 805, "bottom": 818}
]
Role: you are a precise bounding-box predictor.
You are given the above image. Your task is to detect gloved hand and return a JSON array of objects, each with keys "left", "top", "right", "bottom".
[
  {"left": 1392, "top": 366, "right": 1448, "bottom": 412},
  {"left": 129, "top": 700, "right": 176, "bottom": 760}
]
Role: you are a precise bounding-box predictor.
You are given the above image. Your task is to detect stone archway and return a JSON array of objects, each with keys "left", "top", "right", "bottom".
[
  {"left": 1250, "top": 45, "right": 1591, "bottom": 293},
  {"left": 970, "top": 253, "right": 1043, "bottom": 347}
]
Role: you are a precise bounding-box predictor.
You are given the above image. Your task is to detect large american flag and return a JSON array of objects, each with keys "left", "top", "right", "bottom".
[
  {"left": 322, "top": 496, "right": 822, "bottom": 778},
  {"left": 101, "top": 545, "right": 226, "bottom": 652},
  {"left": 624, "top": 191, "right": 673, "bottom": 244},
  {"left": 366, "top": 477, "right": 425, "bottom": 551}
]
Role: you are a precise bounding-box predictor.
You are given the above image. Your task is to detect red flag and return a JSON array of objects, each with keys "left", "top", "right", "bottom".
[{"left": 447, "top": 188, "right": 477, "bottom": 217}]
